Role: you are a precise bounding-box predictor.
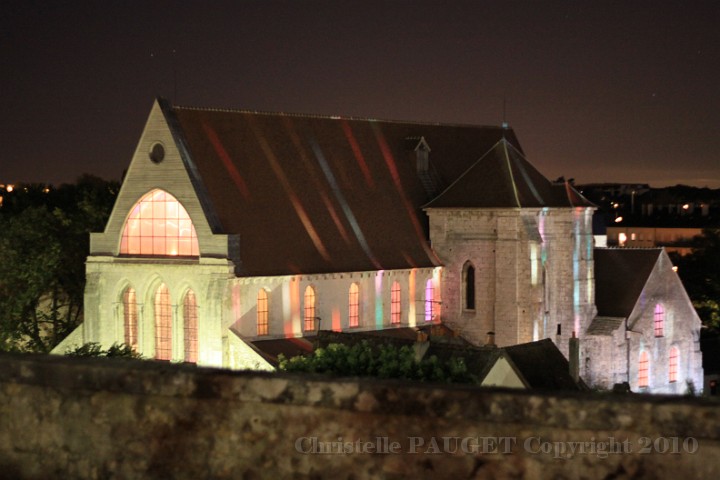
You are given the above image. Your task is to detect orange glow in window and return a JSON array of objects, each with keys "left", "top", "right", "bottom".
[
  {"left": 120, "top": 189, "right": 199, "bottom": 256},
  {"left": 638, "top": 351, "right": 649, "bottom": 388},
  {"left": 391, "top": 281, "right": 401, "bottom": 324},
  {"left": 348, "top": 283, "right": 359, "bottom": 327},
  {"left": 304, "top": 286, "right": 316, "bottom": 331}
]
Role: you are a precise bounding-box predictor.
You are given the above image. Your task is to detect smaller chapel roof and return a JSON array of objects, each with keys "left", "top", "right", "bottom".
[{"left": 593, "top": 248, "right": 662, "bottom": 318}]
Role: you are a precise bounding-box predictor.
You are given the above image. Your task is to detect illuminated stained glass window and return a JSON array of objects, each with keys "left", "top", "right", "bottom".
[
  {"left": 654, "top": 304, "right": 665, "bottom": 337},
  {"left": 425, "top": 279, "right": 434, "bottom": 322},
  {"left": 257, "top": 289, "right": 268, "bottom": 336},
  {"left": 348, "top": 283, "right": 359, "bottom": 328},
  {"left": 120, "top": 189, "right": 199, "bottom": 256},
  {"left": 184, "top": 290, "right": 198, "bottom": 363},
  {"left": 391, "top": 282, "right": 401, "bottom": 324},
  {"left": 638, "top": 351, "right": 649, "bottom": 388},
  {"left": 154, "top": 284, "right": 172, "bottom": 361},
  {"left": 123, "top": 287, "right": 138, "bottom": 350},
  {"left": 304, "top": 286, "right": 316, "bottom": 331},
  {"left": 669, "top": 347, "right": 679, "bottom": 383}
]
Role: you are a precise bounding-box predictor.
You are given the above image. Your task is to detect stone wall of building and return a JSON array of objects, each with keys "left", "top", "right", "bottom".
[{"left": 1, "top": 353, "right": 718, "bottom": 479}]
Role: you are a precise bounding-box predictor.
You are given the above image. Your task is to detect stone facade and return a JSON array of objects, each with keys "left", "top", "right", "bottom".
[{"left": 2, "top": 353, "right": 718, "bottom": 479}]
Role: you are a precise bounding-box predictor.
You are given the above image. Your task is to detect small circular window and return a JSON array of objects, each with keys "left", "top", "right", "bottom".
[{"left": 149, "top": 143, "right": 165, "bottom": 164}]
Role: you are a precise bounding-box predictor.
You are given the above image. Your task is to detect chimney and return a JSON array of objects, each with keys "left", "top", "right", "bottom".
[
  {"left": 569, "top": 331, "right": 580, "bottom": 383},
  {"left": 485, "top": 331, "right": 496, "bottom": 347}
]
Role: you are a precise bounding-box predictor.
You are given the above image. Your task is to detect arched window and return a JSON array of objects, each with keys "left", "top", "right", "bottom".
[
  {"left": 463, "top": 262, "right": 476, "bottom": 310},
  {"left": 122, "top": 287, "right": 138, "bottom": 350},
  {"left": 120, "top": 189, "right": 199, "bottom": 256},
  {"left": 154, "top": 284, "right": 172, "bottom": 360},
  {"left": 638, "top": 351, "right": 650, "bottom": 388},
  {"left": 183, "top": 290, "right": 198, "bottom": 363},
  {"left": 348, "top": 283, "right": 359, "bottom": 328},
  {"left": 654, "top": 304, "right": 665, "bottom": 337},
  {"left": 257, "top": 289, "right": 269, "bottom": 336},
  {"left": 669, "top": 347, "right": 679, "bottom": 383},
  {"left": 391, "top": 281, "right": 401, "bottom": 324},
  {"left": 304, "top": 286, "right": 316, "bottom": 331},
  {"left": 425, "top": 279, "right": 434, "bottom": 322}
]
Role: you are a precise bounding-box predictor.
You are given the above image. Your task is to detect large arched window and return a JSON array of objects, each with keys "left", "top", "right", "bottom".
[
  {"left": 638, "top": 351, "right": 650, "bottom": 388},
  {"left": 154, "top": 284, "right": 172, "bottom": 360},
  {"left": 463, "top": 261, "right": 476, "bottom": 310},
  {"left": 183, "top": 290, "right": 198, "bottom": 363},
  {"left": 304, "top": 286, "right": 316, "bottom": 331},
  {"left": 122, "top": 287, "right": 138, "bottom": 350},
  {"left": 348, "top": 283, "right": 360, "bottom": 328},
  {"left": 257, "top": 289, "right": 269, "bottom": 336},
  {"left": 654, "top": 304, "right": 665, "bottom": 337},
  {"left": 120, "top": 189, "right": 199, "bottom": 256},
  {"left": 425, "top": 279, "right": 434, "bottom": 322},
  {"left": 669, "top": 347, "right": 679, "bottom": 383},
  {"left": 391, "top": 281, "right": 401, "bottom": 324}
]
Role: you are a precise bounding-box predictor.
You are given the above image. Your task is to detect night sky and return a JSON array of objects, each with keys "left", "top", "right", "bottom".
[{"left": 2, "top": 0, "right": 719, "bottom": 188}]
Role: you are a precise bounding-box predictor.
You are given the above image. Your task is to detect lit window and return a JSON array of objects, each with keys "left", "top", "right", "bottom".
[
  {"left": 618, "top": 232, "right": 627, "bottom": 246},
  {"left": 631, "top": 233, "right": 637, "bottom": 241},
  {"left": 154, "top": 284, "right": 172, "bottom": 361},
  {"left": 304, "top": 286, "right": 316, "bottom": 331},
  {"left": 669, "top": 347, "right": 679, "bottom": 383},
  {"left": 391, "top": 281, "right": 401, "bottom": 324},
  {"left": 183, "top": 290, "right": 198, "bottom": 363},
  {"left": 425, "top": 279, "right": 434, "bottom": 322},
  {"left": 257, "top": 289, "right": 268, "bottom": 336},
  {"left": 123, "top": 287, "right": 138, "bottom": 350},
  {"left": 120, "top": 189, "right": 199, "bottom": 256},
  {"left": 639, "top": 351, "right": 649, "bottom": 388},
  {"left": 654, "top": 304, "right": 665, "bottom": 337},
  {"left": 463, "top": 262, "right": 475, "bottom": 310},
  {"left": 348, "top": 283, "right": 359, "bottom": 328}
]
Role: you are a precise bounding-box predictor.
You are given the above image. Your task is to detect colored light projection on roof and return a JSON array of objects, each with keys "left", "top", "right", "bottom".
[
  {"left": 283, "top": 119, "right": 351, "bottom": 245},
  {"left": 203, "top": 123, "right": 250, "bottom": 200},
  {"left": 340, "top": 120, "right": 374, "bottom": 188},
  {"left": 247, "top": 119, "right": 331, "bottom": 263},
  {"left": 120, "top": 189, "right": 199, "bottom": 256},
  {"left": 309, "top": 138, "right": 381, "bottom": 269}
]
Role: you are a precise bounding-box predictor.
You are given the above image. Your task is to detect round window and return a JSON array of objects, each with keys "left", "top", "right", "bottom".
[{"left": 149, "top": 143, "right": 165, "bottom": 164}]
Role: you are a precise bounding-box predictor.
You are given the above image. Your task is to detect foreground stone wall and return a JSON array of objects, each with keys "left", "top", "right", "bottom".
[{"left": 1, "top": 353, "right": 719, "bottom": 479}]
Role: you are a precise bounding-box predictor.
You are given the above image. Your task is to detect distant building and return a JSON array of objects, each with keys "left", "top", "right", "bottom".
[{"left": 53, "top": 99, "right": 703, "bottom": 393}]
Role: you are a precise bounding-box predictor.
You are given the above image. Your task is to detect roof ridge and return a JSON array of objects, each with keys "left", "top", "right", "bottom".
[
  {"left": 423, "top": 138, "right": 511, "bottom": 208},
  {"left": 172, "top": 104, "right": 507, "bottom": 129}
]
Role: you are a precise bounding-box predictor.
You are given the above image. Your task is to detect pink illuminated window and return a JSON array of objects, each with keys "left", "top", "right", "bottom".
[
  {"left": 391, "top": 282, "right": 401, "bottom": 324},
  {"left": 654, "top": 304, "right": 665, "bottom": 337},
  {"left": 257, "top": 289, "right": 268, "bottom": 336},
  {"left": 349, "top": 283, "right": 359, "bottom": 328},
  {"left": 123, "top": 287, "right": 138, "bottom": 350},
  {"left": 639, "top": 351, "right": 649, "bottom": 388},
  {"left": 304, "top": 286, "right": 316, "bottom": 331},
  {"left": 425, "top": 279, "right": 434, "bottom": 322},
  {"left": 120, "top": 189, "right": 199, "bottom": 256},
  {"left": 669, "top": 347, "right": 679, "bottom": 383},
  {"left": 154, "top": 284, "right": 172, "bottom": 360},
  {"left": 183, "top": 290, "right": 198, "bottom": 363}
]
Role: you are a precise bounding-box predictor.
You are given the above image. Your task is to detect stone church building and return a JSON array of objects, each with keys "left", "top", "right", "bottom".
[{"left": 54, "top": 99, "right": 703, "bottom": 393}]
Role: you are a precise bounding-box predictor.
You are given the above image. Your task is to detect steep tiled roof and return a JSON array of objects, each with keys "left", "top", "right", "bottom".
[
  {"left": 593, "top": 248, "right": 661, "bottom": 318},
  {"left": 162, "top": 100, "right": 587, "bottom": 276},
  {"left": 503, "top": 339, "right": 583, "bottom": 390},
  {"left": 425, "top": 139, "right": 593, "bottom": 209}
]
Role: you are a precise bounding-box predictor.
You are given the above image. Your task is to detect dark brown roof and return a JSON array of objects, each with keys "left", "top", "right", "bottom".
[
  {"left": 425, "top": 139, "right": 593, "bottom": 209},
  {"left": 503, "top": 339, "right": 583, "bottom": 390},
  {"left": 249, "top": 337, "right": 315, "bottom": 366},
  {"left": 593, "top": 248, "right": 661, "bottom": 318},
  {"left": 161, "top": 99, "right": 583, "bottom": 276}
]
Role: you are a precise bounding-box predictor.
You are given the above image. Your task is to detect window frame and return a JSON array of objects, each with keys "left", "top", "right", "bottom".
[
  {"left": 257, "top": 289, "right": 269, "bottom": 336},
  {"left": 154, "top": 283, "right": 172, "bottom": 361},
  {"left": 638, "top": 351, "right": 650, "bottom": 388},
  {"left": 390, "top": 281, "right": 401, "bottom": 324},
  {"left": 183, "top": 290, "right": 198, "bottom": 363},
  {"left": 348, "top": 283, "right": 360, "bottom": 328},
  {"left": 304, "top": 286, "right": 316, "bottom": 332}
]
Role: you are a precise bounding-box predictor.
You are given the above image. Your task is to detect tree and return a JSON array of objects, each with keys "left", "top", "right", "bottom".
[
  {"left": 278, "top": 340, "right": 478, "bottom": 384},
  {"left": 672, "top": 229, "right": 720, "bottom": 331},
  {"left": 0, "top": 176, "right": 118, "bottom": 352}
]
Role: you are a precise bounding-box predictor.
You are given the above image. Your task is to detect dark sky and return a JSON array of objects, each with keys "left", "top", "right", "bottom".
[{"left": 2, "top": 0, "right": 719, "bottom": 187}]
